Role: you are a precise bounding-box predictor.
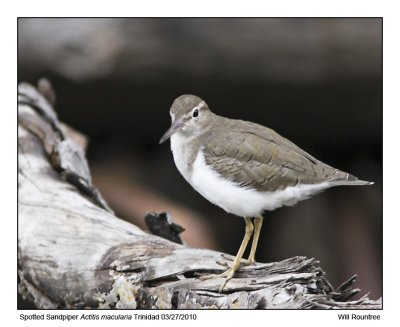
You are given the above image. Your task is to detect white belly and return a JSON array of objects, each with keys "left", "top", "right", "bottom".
[{"left": 189, "top": 150, "right": 331, "bottom": 217}]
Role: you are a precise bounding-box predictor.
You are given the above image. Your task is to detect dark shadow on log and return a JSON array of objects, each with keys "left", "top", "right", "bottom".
[{"left": 17, "top": 81, "right": 382, "bottom": 309}]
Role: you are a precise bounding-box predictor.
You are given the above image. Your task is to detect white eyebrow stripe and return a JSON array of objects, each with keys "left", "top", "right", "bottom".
[{"left": 193, "top": 101, "right": 206, "bottom": 111}]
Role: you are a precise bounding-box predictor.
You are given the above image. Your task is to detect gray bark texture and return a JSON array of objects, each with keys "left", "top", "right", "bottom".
[{"left": 17, "top": 81, "right": 382, "bottom": 309}]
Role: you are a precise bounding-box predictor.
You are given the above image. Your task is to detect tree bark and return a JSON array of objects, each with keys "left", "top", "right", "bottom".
[{"left": 17, "top": 81, "right": 382, "bottom": 309}]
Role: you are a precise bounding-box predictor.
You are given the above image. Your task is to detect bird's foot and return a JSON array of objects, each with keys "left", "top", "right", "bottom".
[
  {"left": 217, "top": 267, "right": 236, "bottom": 292},
  {"left": 199, "top": 265, "right": 239, "bottom": 292},
  {"left": 243, "top": 256, "right": 255, "bottom": 266}
]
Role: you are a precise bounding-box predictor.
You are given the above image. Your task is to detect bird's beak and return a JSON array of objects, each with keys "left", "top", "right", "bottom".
[{"left": 159, "top": 120, "right": 184, "bottom": 144}]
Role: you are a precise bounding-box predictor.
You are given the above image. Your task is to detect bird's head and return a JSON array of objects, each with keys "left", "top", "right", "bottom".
[{"left": 159, "top": 94, "right": 212, "bottom": 144}]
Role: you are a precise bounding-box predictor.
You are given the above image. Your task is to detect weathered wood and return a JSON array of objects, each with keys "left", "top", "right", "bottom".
[{"left": 17, "top": 81, "right": 382, "bottom": 309}]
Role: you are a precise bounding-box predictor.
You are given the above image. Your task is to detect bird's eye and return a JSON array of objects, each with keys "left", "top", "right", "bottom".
[{"left": 193, "top": 109, "right": 199, "bottom": 118}]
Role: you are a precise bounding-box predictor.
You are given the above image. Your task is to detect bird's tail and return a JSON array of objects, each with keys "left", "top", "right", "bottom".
[
  {"left": 330, "top": 173, "right": 374, "bottom": 186},
  {"left": 333, "top": 180, "right": 374, "bottom": 186}
]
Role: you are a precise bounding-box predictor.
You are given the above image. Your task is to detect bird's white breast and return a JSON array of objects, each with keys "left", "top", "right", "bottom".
[{"left": 170, "top": 132, "right": 194, "bottom": 183}]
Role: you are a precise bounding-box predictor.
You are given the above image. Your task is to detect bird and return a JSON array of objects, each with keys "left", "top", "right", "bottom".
[{"left": 159, "top": 94, "right": 373, "bottom": 291}]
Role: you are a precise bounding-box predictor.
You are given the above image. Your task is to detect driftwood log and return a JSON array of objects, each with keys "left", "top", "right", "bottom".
[{"left": 17, "top": 81, "right": 382, "bottom": 309}]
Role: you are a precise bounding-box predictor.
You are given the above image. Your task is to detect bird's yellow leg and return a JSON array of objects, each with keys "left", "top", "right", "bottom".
[
  {"left": 218, "top": 217, "right": 254, "bottom": 292},
  {"left": 245, "top": 217, "right": 263, "bottom": 265}
]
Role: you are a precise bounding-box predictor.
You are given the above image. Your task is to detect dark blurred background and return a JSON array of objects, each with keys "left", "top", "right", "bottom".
[{"left": 18, "top": 18, "right": 382, "bottom": 304}]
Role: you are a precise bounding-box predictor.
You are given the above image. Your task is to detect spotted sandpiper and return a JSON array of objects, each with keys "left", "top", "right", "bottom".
[{"left": 159, "top": 94, "right": 373, "bottom": 291}]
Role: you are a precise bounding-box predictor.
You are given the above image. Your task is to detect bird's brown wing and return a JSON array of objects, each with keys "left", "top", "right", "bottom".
[{"left": 202, "top": 118, "right": 350, "bottom": 192}]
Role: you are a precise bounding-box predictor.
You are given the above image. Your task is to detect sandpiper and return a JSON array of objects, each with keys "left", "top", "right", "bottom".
[{"left": 159, "top": 94, "right": 372, "bottom": 291}]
